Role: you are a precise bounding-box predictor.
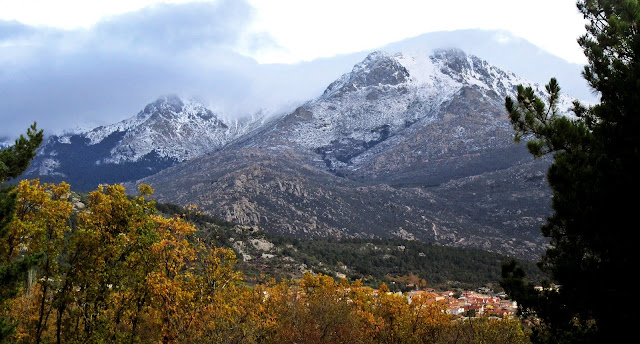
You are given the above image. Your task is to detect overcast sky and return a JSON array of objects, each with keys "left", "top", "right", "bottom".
[{"left": 0, "top": 0, "right": 588, "bottom": 140}]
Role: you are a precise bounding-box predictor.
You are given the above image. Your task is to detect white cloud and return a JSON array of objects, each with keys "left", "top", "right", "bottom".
[
  {"left": 1, "top": 0, "right": 588, "bottom": 64},
  {"left": 0, "top": 0, "right": 211, "bottom": 29},
  {"left": 245, "top": 0, "right": 586, "bottom": 65}
]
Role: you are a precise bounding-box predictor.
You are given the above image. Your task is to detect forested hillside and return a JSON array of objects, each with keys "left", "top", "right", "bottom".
[{"left": 155, "top": 202, "right": 545, "bottom": 291}]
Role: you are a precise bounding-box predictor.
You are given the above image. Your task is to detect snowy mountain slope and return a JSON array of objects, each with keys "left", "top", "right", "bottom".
[{"left": 381, "top": 30, "right": 594, "bottom": 103}]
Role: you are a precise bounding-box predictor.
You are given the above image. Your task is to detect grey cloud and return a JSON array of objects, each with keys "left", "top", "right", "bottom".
[
  {"left": 0, "top": 20, "right": 36, "bottom": 39},
  {"left": 0, "top": 0, "right": 283, "bottom": 139},
  {"left": 92, "top": 0, "right": 257, "bottom": 52}
]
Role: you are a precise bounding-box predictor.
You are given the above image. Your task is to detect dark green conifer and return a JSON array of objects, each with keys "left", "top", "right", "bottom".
[{"left": 502, "top": 1, "right": 639, "bottom": 342}]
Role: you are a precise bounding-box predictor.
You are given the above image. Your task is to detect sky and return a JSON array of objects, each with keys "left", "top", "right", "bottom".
[{"left": 0, "top": 0, "right": 589, "bottom": 140}]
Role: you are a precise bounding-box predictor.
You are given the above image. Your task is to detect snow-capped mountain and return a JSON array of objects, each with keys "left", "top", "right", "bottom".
[
  {"left": 24, "top": 47, "right": 576, "bottom": 192},
  {"left": 24, "top": 95, "right": 258, "bottom": 190},
  {"left": 230, "top": 48, "right": 573, "bottom": 185}
]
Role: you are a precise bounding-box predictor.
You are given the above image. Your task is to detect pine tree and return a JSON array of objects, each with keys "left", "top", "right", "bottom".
[
  {"left": 502, "top": 1, "right": 639, "bottom": 342},
  {"left": 0, "top": 123, "right": 43, "bottom": 184},
  {"left": 0, "top": 123, "right": 43, "bottom": 342}
]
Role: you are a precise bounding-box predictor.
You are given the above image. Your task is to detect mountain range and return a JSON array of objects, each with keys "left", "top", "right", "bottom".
[{"left": 23, "top": 45, "right": 581, "bottom": 260}]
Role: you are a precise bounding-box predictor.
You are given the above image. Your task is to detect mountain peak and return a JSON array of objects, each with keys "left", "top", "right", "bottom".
[
  {"left": 359, "top": 50, "right": 393, "bottom": 64},
  {"left": 137, "top": 95, "right": 185, "bottom": 119},
  {"left": 430, "top": 48, "right": 474, "bottom": 74},
  {"left": 147, "top": 94, "right": 184, "bottom": 110},
  {"left": 323, "top": 51, "right": 410, "bottom": 98},
  {"left": 352, "top": 51, "right": 410, "bottom": 86}
]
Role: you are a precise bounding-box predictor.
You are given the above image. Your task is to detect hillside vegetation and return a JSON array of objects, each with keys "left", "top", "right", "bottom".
[{"left": 155, "top": 202, "right": 545, "bottom": 291}]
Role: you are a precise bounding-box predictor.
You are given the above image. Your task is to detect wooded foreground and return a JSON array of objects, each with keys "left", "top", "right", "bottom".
[{"left": 1, "top": 180, "right": 529, "bottom": 344}]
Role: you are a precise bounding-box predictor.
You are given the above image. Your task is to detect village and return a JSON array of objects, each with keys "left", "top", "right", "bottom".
[{"left": 405, "top": 289, "right": 518, "bottom": 318}]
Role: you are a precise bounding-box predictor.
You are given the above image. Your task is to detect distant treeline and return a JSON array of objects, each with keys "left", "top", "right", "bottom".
[{"left": 274, "top": 237, "right": 545, "bottom": 291}]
